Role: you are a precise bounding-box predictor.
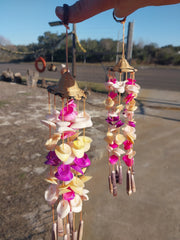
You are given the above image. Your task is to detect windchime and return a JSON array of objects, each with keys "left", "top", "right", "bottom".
[
  {"left": 41, "top": 25, "right": 93, "bottom": 240},
  {"left": 104, "top": 16, "right": 141, "bottom": 196}
]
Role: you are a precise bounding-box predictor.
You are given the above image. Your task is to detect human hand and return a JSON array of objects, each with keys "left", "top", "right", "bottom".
[{"left": 56, "top": 0, "right": 180, "bottom": 23}]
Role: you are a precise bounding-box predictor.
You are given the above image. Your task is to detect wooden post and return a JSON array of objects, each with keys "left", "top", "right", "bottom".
[
  {"left": 126, "top": 21, "right": 134, "bottom": 64},
  {"left": 72, "top": 24, "right": 76, "bottom": 78}
]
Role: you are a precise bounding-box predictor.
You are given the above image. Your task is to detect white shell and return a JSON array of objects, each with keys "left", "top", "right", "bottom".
[
  {"left": 126, "top": 85, "right": 139, "bottom": 94},
  {"left": 113, "top": 148, "right": 125, "bottom": 157},
  {"left": 70, "top": 194, "right": 82, "bottom": 213},
  {"left": 45, "top": 114, "right": 56, "bottom": 122},
  {"left": 81, "top": 189, "right": 89, "bottom": 201},
  {"left": 114, "top": 81, "right": 126, "bottom": 93},
  {"left": 56, "top": 126, "right": 75, "bottom": 134},
  {"left": 44, "top": 184, "right": 59, "bottom": 205},
  {"left": 56, "top": 120, "right": 70, "bottom": 127},
  {"left": 57, "top": 200, "right": 70, "bottom": 219},
  {"left": 53, "top": 109, "right": 60, "bottom": 115},
  {"left": 106, "top": 145, "right": 113, "bottom": 152},
  {"left": 108, "top": 112, "right": 118, "bottom": 118},
  {"left": 122, "top": 125, "right": 136, "bottom": 134},
  {"left": 63, "top": 154, "right": 75, "bottom": 165},
  {"left": 41, "top": 120, "right": 56, "bottom": 129},
  {"left": 71, "top": 112, "right": 93, "bottom": 129}
]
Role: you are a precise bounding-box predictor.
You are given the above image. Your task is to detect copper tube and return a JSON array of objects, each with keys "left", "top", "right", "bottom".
[
  {"left": 52, "top": 222, "right": 57, "bottom": 240},
  {"left": 118, "top": 165, "right": 123, "bottom": 185},
  {"left": 115, "top": 165, "right": 119, "bottom": 184},
  {"left": 72, "top": 231, "right": 78, "bottom": 240},
  {"left": 131, "top": 174, "right": 136, "bottom": 193},
  {"left": 127, "top": 170, "right": 132, "bottom": 196},
  {"left": 57, "top": 216, "right": 64, "bottom": 237},
  {"left": 108, "top": 175, "right": 113, "bottom": 194},
  {"left": 63, "top": 235, "right": 68, "bottom": 240},
  {"left": 111, "top": 170, "right": 117, "bottom": 196},
  {"left": 66, "top": 223, "right": 70, "bottom": 235},
  {"left": 77, "top": 220, "right": 84, "bottom": 240},
  {"left": 68, "top": 211, "right": 73, "bottom": 235}
]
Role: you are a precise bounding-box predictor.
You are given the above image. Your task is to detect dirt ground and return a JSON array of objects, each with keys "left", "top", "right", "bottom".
[
  {"left": 0, "top": 80, "right": 180, "bottom": 240},
  {"left": 0, "top": 62, "right": 180, "bottom": 91}
]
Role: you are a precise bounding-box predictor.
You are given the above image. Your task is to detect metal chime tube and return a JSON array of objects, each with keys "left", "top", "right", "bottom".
[
  {"left": 52, "top": 222, "right": 58, "bottom": 240},
  {"left": 77, "top": 220, "right": 84, "bottom": 240},
  {"left": 58, "top": 216, "right": 64, "bottom": 237},
  {"left": 111, "top": 170, "right": 118, "bottom": 196},
  {"left": 126, "top": 170, "right": 132, "bottom": 195},
  {"left": 118, "top": 165, "right": 123, "bottom": 184}
]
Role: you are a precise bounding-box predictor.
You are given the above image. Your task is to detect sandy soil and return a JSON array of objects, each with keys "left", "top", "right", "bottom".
[{"left": 0, "top": 81, "right": 180, "bottom": 240}]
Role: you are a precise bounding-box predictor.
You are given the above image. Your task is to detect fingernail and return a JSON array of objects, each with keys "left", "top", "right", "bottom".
[{"left": 55, "top": 6, "right": 63, "bottom": 20}]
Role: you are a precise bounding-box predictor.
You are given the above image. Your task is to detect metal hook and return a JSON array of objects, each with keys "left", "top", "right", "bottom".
[{"left": 113, "top": 10, "right": 126, "bottom": 24}]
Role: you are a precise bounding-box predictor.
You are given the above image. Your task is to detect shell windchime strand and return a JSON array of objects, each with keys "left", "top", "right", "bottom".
[
  {"left": 41, "top": 26, "right": 93, "bottom": 240},
  {"left": 104, "top": 17, "right": 141, "bottom": 196}
]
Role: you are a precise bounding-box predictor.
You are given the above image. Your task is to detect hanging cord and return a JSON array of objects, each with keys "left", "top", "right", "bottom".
[
  {"left": 122, "top": 21, "right": 125, "bottom": 58},
  {"left": 113, "top": 11, "right": 126, "bottom": 58},
  {"left": 66, "top": 27, "right": 69, "bottom": 70},
  {"left": 61, "top": 4, "right": 70, "bottom": 70}
]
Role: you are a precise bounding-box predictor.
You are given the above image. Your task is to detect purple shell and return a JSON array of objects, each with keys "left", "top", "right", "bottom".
[
  {"left": 55, "top": 164, "right": 73, "bottom": 181},
  {"left": 45, "top": 151, "right": 61, "bottom": 166},
  {"left": 74, "top": 153, "right": 91, "bottom": 168}
]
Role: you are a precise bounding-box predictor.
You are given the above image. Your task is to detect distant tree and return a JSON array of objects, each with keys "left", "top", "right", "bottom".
[
  {"left": 38, "top": 32, "right": 65, "bottom": 62},
  {"left": 0, "top": 35, "right": 12, "bottom": 46},
  {"left": 155, "top": 46, "right": 175, "bottom": 65}
]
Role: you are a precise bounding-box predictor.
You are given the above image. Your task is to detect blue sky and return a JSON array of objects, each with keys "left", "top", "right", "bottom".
[{"left": 1, "top": 0, "right": 180, "bottom": 47}]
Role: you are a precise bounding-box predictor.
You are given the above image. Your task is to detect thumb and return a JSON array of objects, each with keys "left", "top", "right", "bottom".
[{"left": 56, "top": 0, "right": 117, "bottom": 23}]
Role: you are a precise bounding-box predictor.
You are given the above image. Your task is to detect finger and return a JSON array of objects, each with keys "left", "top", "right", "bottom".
[
  {"left": 115, "top": 0, "right": 180, "bottom": 18},
  {"left": 56, "top": 0, "right": 116, "bottom": 23}
]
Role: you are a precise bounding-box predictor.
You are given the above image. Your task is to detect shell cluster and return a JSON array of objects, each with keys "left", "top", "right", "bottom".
[
  {"left": 42, "top": 96, "right": 93, "bottom": 240},
  {"left": 105, "top": 74, "right": 140, "bottom": 196}
]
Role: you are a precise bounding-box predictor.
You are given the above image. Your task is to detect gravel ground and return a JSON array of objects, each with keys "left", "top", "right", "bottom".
[{"left": 0, "top": 80, "right": 179, "bottom": 240}]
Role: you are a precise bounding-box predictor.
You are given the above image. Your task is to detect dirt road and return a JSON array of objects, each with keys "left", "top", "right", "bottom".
[
  {"left": 0, "top": 80, "right": 179, "bottom": 240},
  {"left": 0, "top": 62, "right": 180, "bottom": 91}
]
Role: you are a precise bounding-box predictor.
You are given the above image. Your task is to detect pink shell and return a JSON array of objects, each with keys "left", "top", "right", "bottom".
[
  {"left": 122, "top": 155, "right": 134, "bottom": 167},
  {"left": 109, "top": 155, "right": 119, "bottom": 165}
]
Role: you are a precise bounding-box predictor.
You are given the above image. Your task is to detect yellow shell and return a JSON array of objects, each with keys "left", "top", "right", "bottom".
[
  {"left": 104, "top": 132, "right": 114, "bottom": 144},
  {"left": 104, "top": 97, "right": 114, "bottom": 109},
  {"left": 71, "top": 176, "right": 84, "bottom": 188},
  {"left": 70, "top": 186, "right": 83, "bottom": 195},
  {"left": 59, "top": 188, "right": 71, "bottom": 195},
  {"left": 127, "top": 134, "right": 135, "bottom": 144},
  {"left": 55, "top": 144, "right": 71, "bottom": 162},
  {"left": 78, "top": 136, "right": 92, "bottom": 152},
  {"left": 80, "top": 175, "right": 92, "bottom": 183},
  {"left": 72, "top": 148, "right": 84, "bottom": 158},
  {"left": 45, "top": 133, "right": 61, "bottom": 150},
  {"left": 115, "top": 134, "right": 125, "bottom": 145},
  {"left": 116, "top": 104, "right": 124, "bottom": 112},
  {"left": 128, "top": 150, "right": 136, "bottom": 158},
  {"left": 127, "top": 105, "right": 137, "bottom": 112},
  {"left": 78, "top": 136, "right": 93, "bottom": 144},
  {"left": 69, "top": 132, "right": 81, "bottom": 142},
  {"left": 45, "top": 177, "right": 58, "bottom": 184},
  {"left": 73, "top": 139, "right": 85, "bottom": 149},
  {"left": 77, "top": 168, "right": 87, "bottom": 176}
]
